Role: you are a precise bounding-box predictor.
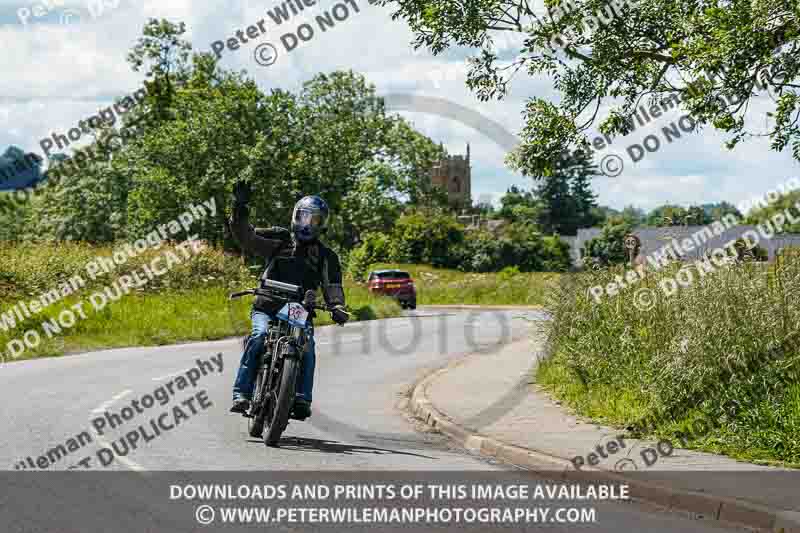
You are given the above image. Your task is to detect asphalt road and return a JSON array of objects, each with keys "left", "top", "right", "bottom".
[{"left": 0, "top": 309, "right": 738, "bottom": 532}]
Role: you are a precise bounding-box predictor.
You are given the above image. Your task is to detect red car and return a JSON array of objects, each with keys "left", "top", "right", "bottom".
[{"left": 367, "top": 269, "right": 417, "bottom": 309}]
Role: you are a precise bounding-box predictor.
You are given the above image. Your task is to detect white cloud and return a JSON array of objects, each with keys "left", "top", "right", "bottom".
[{"left": 0, "top": 0, "right": 798, "bottom": 211}]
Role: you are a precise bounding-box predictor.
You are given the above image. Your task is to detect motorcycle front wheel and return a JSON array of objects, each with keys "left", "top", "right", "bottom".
[
  {"left": 264, "top": 356, "right": 298, "bottom": 447},
  {"left": 247, "top": 370, "right": 267, "bottom": 438}
]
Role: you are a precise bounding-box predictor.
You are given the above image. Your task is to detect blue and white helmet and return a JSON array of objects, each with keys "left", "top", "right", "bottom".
[{"left": 291, "top": 195, "right": 329, "bottom": 242}]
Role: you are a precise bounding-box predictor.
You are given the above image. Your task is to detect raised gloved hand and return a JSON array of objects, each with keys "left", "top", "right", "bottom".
[
  {"left": 233, "top": 181, "right": 252, "bottom": 205},
  {"left": 330, "top": 305, "right": 350, "bottom": 326}
]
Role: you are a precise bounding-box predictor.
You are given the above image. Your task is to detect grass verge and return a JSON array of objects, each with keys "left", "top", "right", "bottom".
[
  {"left": 538, "top": 254, "right": 800, "bottom": 467},
  {"left": 0, "top": 242, "right": 401, "bottom": 363},
  {"left": 365, "top": 263, "right": 559, "bottom": 306}
]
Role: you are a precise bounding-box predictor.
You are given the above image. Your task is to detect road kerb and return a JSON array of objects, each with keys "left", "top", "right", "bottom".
[{"left": 408, "top": 360, "right": 800, "bottom": 533}]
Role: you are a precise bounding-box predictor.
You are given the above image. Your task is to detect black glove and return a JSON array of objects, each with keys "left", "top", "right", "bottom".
[
  {"left": 233, "top": 181, "right": 251, "bottom": 205},
  {"left": 331, "top": 305, "right": 349, "bottom": 326}
]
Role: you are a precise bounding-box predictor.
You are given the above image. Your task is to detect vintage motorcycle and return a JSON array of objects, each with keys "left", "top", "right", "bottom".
[{"left": 230, "top": 279, "right": 346, "bottom": 446}]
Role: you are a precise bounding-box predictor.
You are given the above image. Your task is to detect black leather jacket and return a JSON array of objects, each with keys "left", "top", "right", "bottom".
[{"left": 230, "top": 201, "right": 345, "bottom": 315}]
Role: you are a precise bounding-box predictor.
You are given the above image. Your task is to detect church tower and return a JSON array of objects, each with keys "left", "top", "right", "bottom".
[{"left": 429, "top": 143, "right": 472, "bottom": 207}]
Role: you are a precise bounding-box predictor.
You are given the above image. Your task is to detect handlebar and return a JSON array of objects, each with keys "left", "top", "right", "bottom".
[
  {"left": 229, "top": 289, "right": 256, "bottom": 299},
  {"left": 229, "top": 288, "right": 350, "bottom": 316}
]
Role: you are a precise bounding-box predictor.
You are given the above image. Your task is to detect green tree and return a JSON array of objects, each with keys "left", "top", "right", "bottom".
[
  {"left": 462, "top": 222, "right": 570, "bottom": 272},
  {"left": 0, "top": 196, "right": 31, "bottom": 242},
  {"left": 127, "top": 18, "right": 193, "bottom": 120},
  {"left": 336, "top": 118, "right": 447, "bottom": 247},
  {"left": 535, "top": 149, "right": 600, "bottom": 235},
  {"left": 389, "top": 210, "right": 466, "bottom": 267},
  {"left": 346, "top": 232, "right": 393, "bottom": 280},
  {"left": 581, "top": 220, "right": 634, "bottom": 267},
  {"left": 644, "top": 204, "right": 718, "bottom": 226},
  {"left": 561, "top": 148, "right": 600, "bottom": 231},
  {"left": 498, "top": 186, "right": 541, "bottom": 222},
  {"left": 598, "top": 205, "right": 646, "bottom": 226},
  {"left": 384, "top": 0, "right": 800, "bottom": 174},
  {"left": 620, "top": 205, "right": 646, "bottom": 226},
  {"left": 26, "top": 20, "right": 446, "bottom": 248},
  {"left": 703, "top": 202, "right": 743, "bottom": 222},
  {"left": 338, "top": 169, "right": 403, "bottom": 249},
  {"left": 746, "top": 189, "right": 800, "bottom": 233}
]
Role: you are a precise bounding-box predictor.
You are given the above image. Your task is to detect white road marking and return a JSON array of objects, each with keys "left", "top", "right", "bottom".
[
  {"left": 90, "top": 389, "right": 133, "bottom": 414},
  {"left": 151, "top": 370, "right": 185, "bottom": 381},
  {"left": 88, "top": 389, "right": 145, "bottom": 472}
]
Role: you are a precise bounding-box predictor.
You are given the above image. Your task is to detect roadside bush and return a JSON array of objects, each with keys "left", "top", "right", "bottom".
[
  {"left": 346, "top": 216, "right": 572, "bottom": 277},
  {"left": 541, "top": 235, "right": 572, "bottom": 271},
  {"left": 462, "top": 223, "right": 571, "bottom": 273},
  {"left": 581, "top": 221, "right": 633, "bottom": 267},
  {"left": 347, "top": 232, "right": 392, "bottom": 281},
  {"left": 388, "top": 211, "right": 465, "bottom": 268}
]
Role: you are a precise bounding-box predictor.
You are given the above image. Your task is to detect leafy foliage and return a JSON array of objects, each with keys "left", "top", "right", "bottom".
[
  {"left": 388, "top": 211, "right": 466, "bottom": 268},
  {"left": 496, "top": 148, "right": 600, "bottom": 235},
  {"left": 746, "top": 189, "right": 800, "bottom": 233},
  {"left": 347, "top": 213, "right": 571, "bottom": 274},
  {"left": 581, "top": 220, "right": 634, "bottom": 267},
  {"left": 498, "top": 186, "right": 541, "bottom": 223},
  {"left": 464, "top": 222, "right": 571, "bottom": 272},
  {"left": 383, "top": 0, "right": 800, "bottom": 174},
  {"left": 347, "top": 232, "right": 393, "bottom": 281},
  {"left": 21, "top": 19, "right": 444, "bottom": 252}
]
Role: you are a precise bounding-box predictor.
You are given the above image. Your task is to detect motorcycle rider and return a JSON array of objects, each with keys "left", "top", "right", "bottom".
[{"left": 228, "top": 181, "right": 349, "bottom": 419}]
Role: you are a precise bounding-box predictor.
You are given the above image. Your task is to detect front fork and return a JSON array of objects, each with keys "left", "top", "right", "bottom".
[{"left": 265, "top": 326, "right": 306, "bottom": 397}]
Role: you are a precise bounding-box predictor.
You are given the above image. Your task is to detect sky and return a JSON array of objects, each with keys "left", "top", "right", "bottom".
[{"left": 1, "top": 0, "right": 798, "bottom": 213}]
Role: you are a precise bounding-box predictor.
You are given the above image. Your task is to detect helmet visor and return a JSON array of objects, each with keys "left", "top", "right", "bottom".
[{"left": 294, "top": 209, "right": 323, "bottom": 228}]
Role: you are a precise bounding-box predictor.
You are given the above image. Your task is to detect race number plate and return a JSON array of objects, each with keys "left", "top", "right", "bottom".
[{"left": 277, "top": 302, "right": 310, "bottom": 329}]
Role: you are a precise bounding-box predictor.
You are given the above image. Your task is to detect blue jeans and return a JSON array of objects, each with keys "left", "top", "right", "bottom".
[{"left": 232, "top": 310, "right": 316, "bottom": 403}]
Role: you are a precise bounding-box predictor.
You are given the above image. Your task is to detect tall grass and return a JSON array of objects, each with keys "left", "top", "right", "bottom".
[
  {"left": 538, "top": 254, "right": 800, "bottom": 465},
  {"left": 0, "top": 243, "right": 401, "bottom": 362}
]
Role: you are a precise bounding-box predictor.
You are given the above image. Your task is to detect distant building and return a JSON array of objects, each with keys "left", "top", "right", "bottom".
[
  {"left": 430, "top": 144, "right": 471, "bottom": 207},
  {"left": 572, "top": 225, "right": 800, "bottom": 266}
]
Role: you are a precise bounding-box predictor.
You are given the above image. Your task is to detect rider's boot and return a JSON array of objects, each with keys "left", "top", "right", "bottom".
[
  {"left": 291, "top": 398, "right": 311, "bottom": 420},
  {"left": 230, "top": 397, "right": 251, "bottom": 414}
]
